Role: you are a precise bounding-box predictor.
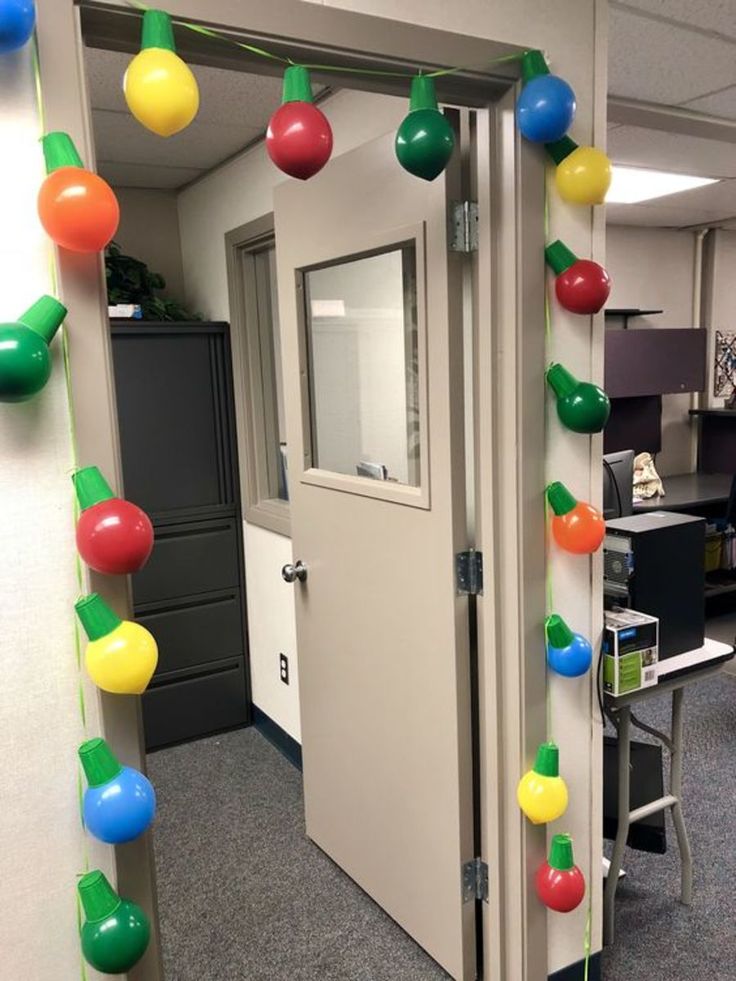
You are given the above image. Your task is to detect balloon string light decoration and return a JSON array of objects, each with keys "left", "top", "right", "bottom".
[
  {"left": 266, "top": 65, "right": 333, "bottom": 181},
  {"left": 75, "top": 593, "right": 159, "bottom": 695},
  {"left": 73, "top": 466, "right": 154, "bottom": 575},
  {"left": 0, "top": 294, "right": 66, "bottom": 403}
]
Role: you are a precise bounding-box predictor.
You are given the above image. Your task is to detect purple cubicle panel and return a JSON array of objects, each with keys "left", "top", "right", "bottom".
[{"left": 605, "top": 328, "right": 707, "bottom": 399}]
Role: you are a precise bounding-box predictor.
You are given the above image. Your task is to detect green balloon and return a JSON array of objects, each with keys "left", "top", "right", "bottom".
[
  {"left": 395, "top": 75, "right": 455, "bottom": 181},
  {"left": 0, "top": 295, "right": 66, "bottom": 403},
  {"left": 79, "top": 871, "right": 150, "bottom": 975},
  {"left": 546, "top": 362, "right": 610, "bottom": 434}
]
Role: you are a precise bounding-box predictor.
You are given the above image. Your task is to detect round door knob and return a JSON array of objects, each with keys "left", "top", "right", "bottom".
[{"left": 282, "top": 561, "right": 307, "bottom": 583}]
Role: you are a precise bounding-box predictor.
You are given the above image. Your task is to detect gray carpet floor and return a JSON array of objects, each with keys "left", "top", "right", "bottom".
[
  {"left": 147, "top": 727, "right": 449, "bottom": 981},
  {"left": 149, "top": 670, "right": 736, "bottom": 980},
  {"left": 601, "top": 670, "right": 736, "bottom": 981}
]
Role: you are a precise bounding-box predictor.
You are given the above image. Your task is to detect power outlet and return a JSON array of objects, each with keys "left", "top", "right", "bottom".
[{"left": 279, "top": 653, "right": 289, "bottom": 685}]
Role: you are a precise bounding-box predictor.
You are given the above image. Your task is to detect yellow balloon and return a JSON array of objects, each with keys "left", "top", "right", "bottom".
[
  {"left": 555, "top": 145, "right": 612, "bottom": 206},
  {"left": 517, "top": 741, "right": 569, "bottom": 824},
  {"left": 124, "top": 48, "right": 199, "bottom": 137},
  {"left": 85, "top": 619, "right": 158, "bottom": 695}
]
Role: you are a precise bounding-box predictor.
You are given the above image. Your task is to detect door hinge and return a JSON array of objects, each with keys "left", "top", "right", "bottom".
[
  {"left": 456, "top": 549, "right": 483, "bottom": 595},
  {"left": 462, "top": 858, "right": 489, "bottom": 903},
  {"left": 449, "top": 200, "right": 479, "bottom": 253}
]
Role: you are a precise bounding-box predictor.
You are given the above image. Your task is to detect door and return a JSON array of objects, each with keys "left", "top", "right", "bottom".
[
  {"left": 111, "top": 322, "right": 250, "bottom": 749},
  {"left": 275, "top": 130, "right": 476, "bottom": 979}
]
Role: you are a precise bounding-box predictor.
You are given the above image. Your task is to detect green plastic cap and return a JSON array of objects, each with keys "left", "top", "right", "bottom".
[
  {"left": 545, "top": 135, "right": 578, "bottom": 165},
  {"left": 282, "top": 65, "right": 313, "bottom": 104},
  {"left": 41, "top": 132, "right": 83, "bottom": 174},
  {"left": 75, "top": 594, "right": 122, "bottom": 641},
  {"left": 545, "top": 614, "right": 574, "bottom": 649},
  {"left": 79, "top": 737, "right": 123, "bottom": 788},
  {"left": 17, "top": 295, "right": 66, "bottom": 345},
  {"left": 72, "top": 466, "right": 116, "bottom": 511},
  {"left": 521, "top": 49, "right": 549, "bottom": 84},
  {"left": 548, "top": 833, "right": 575, "bottom": 871},
  {"left": 546, "top": 363, "right": 579, "bottom": 400},
  {"left": 545, "top": 240, "right": 577, "bottom": 276},
  {"left": 533, "top": 741, "right": 560, "bottom": 778},
  {"left": 78, "top": 870, "right": 122, "bottom": 922},
  {"left": 141, "top": 9, "right": 176, "bottom": 52},
  {"left": 546, "top": 481, "right": 577, "bottom": 517},
  {"left": 409, "top": 74, "right": 439, "bottom": 112}
]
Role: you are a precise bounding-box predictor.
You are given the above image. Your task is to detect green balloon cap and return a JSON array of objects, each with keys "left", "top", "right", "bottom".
[
  {"left": 521, "top": 49, "right": 549, "bottom": 84},
  {"left": 533, "top": 741, "right": 560, "bottom": 778},
  {"left": 141, "top": 9, "right": 176, "bottom": 52},
  {"left": 548, "top": 833, "right": 575, "bottom": 871},
  {"left": 17, "top": 295, "right": 66, "bottom": 345},
  {"left": 545, "top": 240, "right": 578, "bottom": 276},
  {"left": 41, "top": 132, "right": 84, "bottom": 174},
  {"left": 282, "top": 65, "right": 313, "bottom": 104},
  {"left": 79, "top": 737, "right": 123, "bottom": 787},
  {"left": 73, "top": 466, "right": 116, "bottom": 511},
  {"left": 78, "top": 870, "right": 122, "bottom": 922},
  {"left": 409, "top": 74, "right": 439, "bottom": 112},
  {"left": 546, "top": 363, "right": 579, "bottom": 400},
  {"left": 547, "top": 481, "right": 578, "bottom": 517},
  {"left": 545, "top": 614, "right": 574, "bottom": 649},
  {"left": 545, "top": 135, "right": 578, "bottom": 165},
  {"left": 75, "top": 593, "right": 122, "bottom": 641}
]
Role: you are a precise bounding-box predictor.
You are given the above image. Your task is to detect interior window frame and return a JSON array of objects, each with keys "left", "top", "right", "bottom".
[{"left": 226, "top": 213, "right": 291, "bottom": 537}]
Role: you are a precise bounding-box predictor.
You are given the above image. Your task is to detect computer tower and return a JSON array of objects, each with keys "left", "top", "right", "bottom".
[{"left": 604, "top": 511, "right": 705, "bottom": 659}]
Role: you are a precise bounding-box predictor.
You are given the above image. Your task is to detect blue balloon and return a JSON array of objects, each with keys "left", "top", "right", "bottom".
[
  {"left": 83, "top": 765, "right": 156, "bottom": 844},
  {"left": 516, "top": 74, "right": 576, "bottom": 143},
  {"left": 547, "top": 631, "right": 592, "bottom": 677},
  {"left": 0, "top": 0, "right": 35, "bottom": 54}
]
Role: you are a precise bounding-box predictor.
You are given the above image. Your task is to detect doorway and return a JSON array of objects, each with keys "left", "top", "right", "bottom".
[{"left": 60, "top": 4, "right": 555, "bottom": 979}]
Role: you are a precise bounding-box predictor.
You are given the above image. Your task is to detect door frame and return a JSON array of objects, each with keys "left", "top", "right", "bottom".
[{"left": 40, "top": 2, "right": 596, "bottom": 978}]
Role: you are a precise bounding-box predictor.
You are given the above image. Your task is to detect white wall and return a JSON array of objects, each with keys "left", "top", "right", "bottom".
[
  {"left": 704, "top": 228, "right": 736, "bottom": 408},
  {"left": 606, "top": 224, "right": 698, "bottom": 475},
  {"left": 178, "top": 89, "right": 407, "bottom": 742},
  {"left": 114, "top": 187, "right": 186, "bottom": 303},
  {"left": 0, "top": 45, "right": 111, "bottom": 981}
]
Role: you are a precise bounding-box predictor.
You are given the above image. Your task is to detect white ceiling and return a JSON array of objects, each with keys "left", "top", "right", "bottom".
[
  {"left": 606, "top": 0, "right": 736, "bottom": 228},
  {"left": 87, "top": 4, "right": 736, "bottom": 228}
]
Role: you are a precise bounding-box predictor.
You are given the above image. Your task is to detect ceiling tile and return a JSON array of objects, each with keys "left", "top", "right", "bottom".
[
  {"left": 609, "top": 7, "right": 736, "bottom": 104},
  {"left": 682, "top": 85, "right": 736, "bottom": 120},
  {"left": 99, "top": 162, "right": 203, "bottom": 189},
  {"left": 615, "top": 0, "right": 736, "bottom": 40},
  {"left": 608, "top": 124, "right": 736, "bottom": 178},
  {"left": 91, "top": 109, "right": 263, "bottom": 171}
]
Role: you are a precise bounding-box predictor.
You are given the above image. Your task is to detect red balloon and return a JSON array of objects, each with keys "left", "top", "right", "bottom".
[
  {"left": 555, "top": 259, "right": 611, "bottom": 315},
  {"left": 76, "top": 499, "right": 154, "bottom": 575},
  {"left": 266, "top": 101, "right": 333, "bottom": 180},
  {"left": 535, "top": 861, "right": 586, "bottom": 913}
]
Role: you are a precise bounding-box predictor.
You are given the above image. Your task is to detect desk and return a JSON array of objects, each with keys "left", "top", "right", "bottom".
[
  {"left": 603, "top": 638, "right": 734, "bottom": 945},
  {"left": 633, "top": 472, "right": 733, "bottom": 517}
]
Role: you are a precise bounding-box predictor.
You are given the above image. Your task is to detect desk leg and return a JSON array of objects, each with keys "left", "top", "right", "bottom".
[
  {"left": 670, "top": 687, "right": 693, "bottom": 905},
  {"left": 604, "top": 706, "right": 631, "bottom": 945}
]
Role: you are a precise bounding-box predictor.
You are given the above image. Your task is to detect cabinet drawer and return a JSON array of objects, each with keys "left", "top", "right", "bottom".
[
  {"left": 137, "top": 592, "right": 244, "bottom": 676},
  {"left": 143, "top": 659, "right": 248, "bottom": 749},
  {"left": 133, "top": 519, "right": 240, "bottom": 604}
]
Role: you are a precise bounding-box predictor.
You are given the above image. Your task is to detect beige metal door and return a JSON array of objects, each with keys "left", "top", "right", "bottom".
[{"left": 275, "top": 130, "right": 475, "bottom": 980}]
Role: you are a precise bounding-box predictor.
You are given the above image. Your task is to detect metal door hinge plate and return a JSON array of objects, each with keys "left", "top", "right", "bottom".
[
  {"left": 456, "top": 549, "right": 483, "bottom": 595},
  {"left": 462, "top": 858, "right": 489, "bottom": 903},
  {"left": 449, "top": 201, "right": 479, "bottom": 253}
]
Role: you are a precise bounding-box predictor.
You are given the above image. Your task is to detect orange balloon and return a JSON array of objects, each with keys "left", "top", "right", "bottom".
[
  {"left": 552, "top": 502, "right": 605, "bottom": 554},
  {"left": 38, "top": 167, "right": 119, "bottom": 253}
]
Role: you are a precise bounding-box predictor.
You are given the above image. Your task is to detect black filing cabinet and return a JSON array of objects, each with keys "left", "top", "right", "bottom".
[{"left": 111, "top": 322, "right": 250, "bottom": 749}]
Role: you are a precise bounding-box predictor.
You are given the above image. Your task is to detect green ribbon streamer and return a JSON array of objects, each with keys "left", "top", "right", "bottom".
[{"left": 122, "top": 0, "right": 525, "bottom": 79}]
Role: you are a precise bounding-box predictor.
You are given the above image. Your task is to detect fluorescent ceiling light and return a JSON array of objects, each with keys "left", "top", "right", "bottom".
[{"left": 606, "top": 165, "right": 718, "bottom": 204}]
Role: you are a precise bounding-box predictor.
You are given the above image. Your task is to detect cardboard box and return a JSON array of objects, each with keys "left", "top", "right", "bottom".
[{"left": 603, "top": 608, "right": 659, "bottom": 697}]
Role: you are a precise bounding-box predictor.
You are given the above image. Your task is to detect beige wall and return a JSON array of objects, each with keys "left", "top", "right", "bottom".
[
  {"left": 0, "top": 42, "right": 113, "bottom": 981},
  {"left": 114, "top": 187, "right": 186, "bottom": 304},
  {"left": 704, "top": 229, "right": 736, "bottom": 409},
  {"left": 606, "top": 224, "right": 699, "bottom": 476}
]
